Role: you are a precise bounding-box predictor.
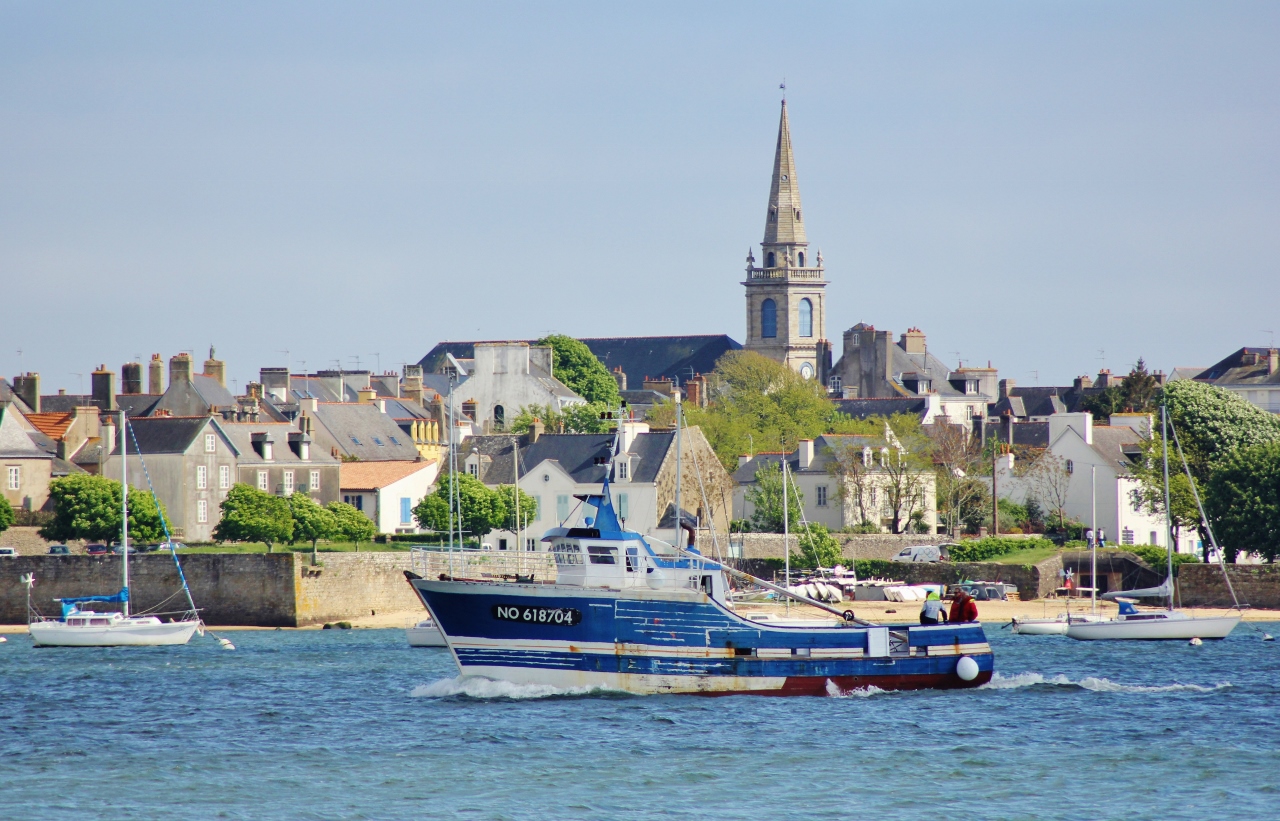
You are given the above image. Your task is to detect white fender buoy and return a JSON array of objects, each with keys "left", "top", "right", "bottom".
[
  {"left": 1188, "top": 637, "right": 1203, "bottom": 646},
  {"left": 218, "top": 637, "right": 236, "bottom": 651},
  {"left": 956, "top": 655, "right": 979, "bottom": 681},
  {"left": 0, "top": 636, "right": 7, "bottom": 643},
  {"left": 1262, "top": 633, "right": 1274, "bottom": 642}
]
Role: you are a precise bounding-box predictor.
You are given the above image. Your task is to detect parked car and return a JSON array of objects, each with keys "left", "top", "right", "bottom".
[
  {"left": 890, "top": 544, "right": 953, "bottom": 563},
  {"left": 86, "top": 544, "right": 110, "bottom": 555},
  {"left": 0, "top": 547, "right": 17, "bottom": 557},
  {"left": 111, "top": 545, "right": 138, "bottom": 555},
  {"left": 47, "top": 544, "right": 71, "bottom": 555}
]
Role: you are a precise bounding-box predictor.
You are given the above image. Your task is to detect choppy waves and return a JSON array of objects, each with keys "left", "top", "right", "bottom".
[
  {"left": 411, "top": 676, "right": 622, "bottom": 700},
  {"left": 981, "top": 671, "right": 1231, "bottom": 694}
]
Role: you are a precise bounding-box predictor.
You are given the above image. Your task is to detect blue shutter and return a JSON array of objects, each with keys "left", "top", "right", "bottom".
[{"left": 400, "top": 497, "right": 412, "bottom": 524}]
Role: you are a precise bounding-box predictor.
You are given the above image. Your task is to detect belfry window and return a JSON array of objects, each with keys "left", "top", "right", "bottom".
[
  {"left": 797, "top": 251, "right": 805, "bottom": 267},
  {"left": 799, "top": 298, "right": 813, "bottom": 337},
  {"left": 761, "top": 299, "right": 777, "bottom": 338},
  {"left": 766, "top": 251, "right": 776, "bottom": 268}
]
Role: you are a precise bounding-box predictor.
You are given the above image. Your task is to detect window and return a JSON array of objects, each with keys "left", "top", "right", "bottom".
[
  {"left": 494, "top": 405, "right": 505, "bottom": 429},
  {"left": 257, "top": 470, "right": 269, "bottom": 491},
  {"left": 617, "top": 460, "right": 628, "bottom": 479},
  {"left": 467, "top": 463, "right": 478, "bottom": 477},
  {"left": 1122, "top": 528, "right": 1135, "bottom": 546},
  {"left": 816, "top": 485, "right": 828, "bottom": 507},
  {"left": 556, "top": 494, "right": 570, "bottom": 523},
  {"left": 350, "top": 436, "right": 362, "bottom": 445},
  {"left": 197, "top": 465, "right": 207, "bottom": 490},
  {"left": 587, "top": 545, "right": 617, "bottom": 565},
  {"left": 389, "top": 436, "right": 400, "bottom": 445},
  {"left": 219, "top": 465, "right": 230, "bottom": 490},
  {"left": 618, "top": 493, "right": 629, "bottom": 521},
  {"left": 310, "top": 470, "right": 320, "bottom": 492},
  {"left": 197, "top": 499, "right": 208, "bottom": 524},
  {"left": 525, "top": 538, "right": 537, "bottom": 551},
  {"left": 870, "top": 488, "right": 878, "bottom": 506},
  {"left": 1066, "top": 459, "right": 1074, "bottom": 474},
  {"left": 828, "top": 376, "right": 842, "bottom": 392},
  {"left": 373, "top": 437, "right": 384, "bottom": 447},
  {"left": 797, "top": 251, "right": 805, "bottom": 267},
  {"left": 344, "top": 494, "right": 363, "bottom": 511},
  {"left": 761, "top": 299, "right": 777, "bottom": 338},
  {"left": 400, "top": 497, "right": 412, "bottom": 524},
  {"left": 552, "top": 542, "right": 583, "bottom": 565},
  {"left": 531, "top": 496, "right": 541, "bottom": 520},
  {"left": 1150, "top": 531, "right": 1159, "bottom": 546},
  {"left": 8, "top": 466, "right": 20, "bottom": 490},
  {"left": 205, "top": 434, "right": 215, "bottom": 453},
  {"left": 766, "top": 251, "right": 776, "bottom": 267},
  {"left": 283, "top": 471, "right": 294, "bottom": 494}
]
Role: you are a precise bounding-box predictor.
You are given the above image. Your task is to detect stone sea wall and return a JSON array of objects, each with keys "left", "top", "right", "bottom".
[
  {"left": 1177, "top": 563, "right": 1280, "bottom": 609},
  {"left": 735, "top": 533, "right": 956, "bottom": 562}
]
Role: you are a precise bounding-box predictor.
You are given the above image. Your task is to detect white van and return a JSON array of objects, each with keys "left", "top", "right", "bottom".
[
  {"left": 0, "top": 547, "right": 18, "bottom": 557},
  {"left": 890, "top": 544, "right": 952, "bottom": 563}
]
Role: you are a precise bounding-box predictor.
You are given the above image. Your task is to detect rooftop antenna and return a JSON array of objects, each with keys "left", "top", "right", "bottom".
[
  {"left": 70, "top": 372, "right": 83, "bottom": 394},
  {"left": 279, "top": 349, "right": 290, "bottom": 375},
  {"left": 950, "top": 351, "right": 962, "bottom": 369},
  {"left": 1263, "top": 330, "right": 1275, "bottom": 348},
  {"left": 370, "top": 353, "right": 381, "bottom": 373},
  {"left": 297, "top": 360, "right": 306, "bottom": 375},
  {"left": 350, "top": 355, "right": 362, "bottom": 371}
]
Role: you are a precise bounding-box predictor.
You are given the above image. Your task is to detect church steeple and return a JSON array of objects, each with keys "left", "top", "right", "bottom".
[{"left": 763, "top": 100, "right": 807, "bottom": 246}]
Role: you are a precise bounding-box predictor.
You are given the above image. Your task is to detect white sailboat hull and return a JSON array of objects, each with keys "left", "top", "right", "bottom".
[
  {"left": 1065, "top": 613, "right": 1240, "bottom": 641},
  {"left": 29, "top": 618, "right": 200, "bottom": 647},
  {"left": 406, "top": 618, "right": 447, "bottom": 647},
  {"left": 1012, "top": 614, "right": 1104, "bottom": 636}
]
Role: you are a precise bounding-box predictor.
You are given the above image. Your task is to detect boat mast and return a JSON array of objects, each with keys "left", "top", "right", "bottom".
[
  {"left": 1090, "top": 465, "right": 1097, "bottom": 615},
  {"left": 121, "top": 411, "right": 130, "bottom": 618},
  {"left": 674, "top": 391, "right": 682, "bottom": 551},
  {"left": 1161, "top": 403, "right": 1174, "bottom": 611},
  {"left": 513, "top": 437, "right": 521, "bottom": 572},
  {"left": 782, "top": 455, "right": 790, "bottom": 614}
]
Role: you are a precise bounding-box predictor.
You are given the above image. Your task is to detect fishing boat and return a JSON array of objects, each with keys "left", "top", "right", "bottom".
[
  {"left": 29, "top": 415, "right": 201, "bottom": 647},
  {"left": 1065, "top": 405, "right": 1242, "bottom": 642},
  {"left": 406, "top": 616, "right": 447, "bottom": 647},
  {"left": 406, "top": 400, "right": 993, "bottom": 695}
]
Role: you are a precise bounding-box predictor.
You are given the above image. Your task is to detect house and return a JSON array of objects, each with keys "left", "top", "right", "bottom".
[
  {"left": 1176, "top": 347, "right": 1280, "bottom": 414},
  {"left": 304, "top": 400, "right": 425, "bottom": 462},
  {"left": 833, "top": 396, "right": 942, "bottom": 425},
  {"left": 828, "top": 325, "right": 996, "bottom": 425},
  {"left": 443, "top": 342, "right": 584, "bottom": 434},
  {"left": 218, "top": 421, "right": 341, "bottom": 506},
  {"left": 733, "top": 433, "right": 938, "bottom": 534},
  {"left": 339, "top": 460, "right": 439, "bottom": 534},
  {"left": 983, "top": 371, "right": 1129, "bottom": 428},
  {"left": 459, "top": 420, "right": 733, "bottom": 551},
  {"left": 993, "top": 412, "right": 1198, "bottom": 554},
  {"left": 1, "top": 403, "right": 56, "bottom": 512},
  {"left": 103, "top": 416, "right": 239, "bottom": 543}
]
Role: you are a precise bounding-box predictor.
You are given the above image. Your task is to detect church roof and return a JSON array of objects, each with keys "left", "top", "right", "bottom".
[{"left": 763, "top": 99, "right": 807, "bottom": 246}]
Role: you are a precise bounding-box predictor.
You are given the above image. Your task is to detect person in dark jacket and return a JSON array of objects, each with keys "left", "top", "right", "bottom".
[{"left": 949, "top": 589, "right": 979, "bottom": 623}]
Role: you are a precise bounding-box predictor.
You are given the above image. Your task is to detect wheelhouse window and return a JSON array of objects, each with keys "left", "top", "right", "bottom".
[
  {"left": 551, "top": 542, "right": 583, "bottom": 565},
  {"left": 587, "top": 544, "right": 617, "bottom": 565},
  {"left": 761, "top": 299, "right": 777, "bottom": 338}
]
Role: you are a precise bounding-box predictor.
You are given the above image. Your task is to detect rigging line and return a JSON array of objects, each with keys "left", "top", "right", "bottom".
[
  {"left": 125, "top": 418, "right": 199, "bottom": 620},
  {"left": 1165, "top": 408, "right": 1243, "bottom": 610}
]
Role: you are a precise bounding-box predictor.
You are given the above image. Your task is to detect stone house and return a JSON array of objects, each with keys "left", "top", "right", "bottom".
[
  {"left": 733, "top": 433, "right": 938, "bottom": 534},
  {"left": 1, "top": 403, "right": 55, "bottom": 512},
  {"left": 218, "top": 421, "right": 341, "bottom": 507},
  {"left": 1175, "top": 347, "right": 1280, "bottom": 414},
  {"left": 338, "top": 460, "right": 439, "bottom": 534},
  {"left": 459, "top": 420, "right": 733, "bottom": 551}
]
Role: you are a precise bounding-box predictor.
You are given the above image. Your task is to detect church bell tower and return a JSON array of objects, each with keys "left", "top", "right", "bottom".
[{"left": 742, "top": 98, "right": 828, "bottom": 380}]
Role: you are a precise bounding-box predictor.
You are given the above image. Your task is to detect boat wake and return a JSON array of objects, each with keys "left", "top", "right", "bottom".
[
  {"left": 825, "top": 679, "right": 888, "bottom": 698},
  {"left": 981, "top": 671, "right": 1231, "bottom": 694},
  {"left": 411, "top": 676, "right": 624, "bottom": 700}
]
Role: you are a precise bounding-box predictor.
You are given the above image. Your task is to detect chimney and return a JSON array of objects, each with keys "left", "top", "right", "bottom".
[
  {"left": 260, "top": 367, "right": 290, "bottom": 402},
  {"left": 1073, "top": 375, "right": 1093, "bottom": 391},
  {"left": 899, "top": 327, "right": 927, "bottom": 354},
  {"left": 612, "top": 366, "right": 627, "bottom": 391},
  {"left": 251, "top": 431, "right": 274, "bottom": 461},
  {"left": 998, "top": 378, "right": 1015, "bottom": 400},
  {"left": 246, "top": 381, "right": 264, "bottom": 400},
  {"left": 12, "top": 372, "right": 39, "bottom": 412},
  {"left": 529, "top": 418, "right": 544, "bottom": 443},
  {"left": 101, "top": 414, "right": 116, "bottom": 458},
  {"left": 402, "top": 364, "right": 424, "bottom": 404},
  {"left": 358, "top": 387, "right": 377, "bottom": 404},
  {"left": 91, "top": 365, "right": 116, "bottom": 411},
  {"left": 149, "top": 354, "right": 164, "bottom": 395},
  {"left": 738, "top": 454, "right": 753, "bottom": 468},
  {"left": 797, "top": 439, "right": 815, "bottom": 470},
  {"left": 1095, "top": 369, "right": 1112, "bottom": 389},
  {"left": 169, "top": 353, "right": 193, "bottom": 386},
  {"left": 203, "top": 346, "right": 225, "bottom": 387},
  {"left": 121, "top": 362, "right": 143, "bottom": 394},
  {"left": 297, "top": 413, "right": 313, "bottom": 435},
  {"left": 298, "top": 397, "right": 318, "bottom": 413},
  {"left": 1270, "top": 349, "right": 1279, "bottom": 375}
]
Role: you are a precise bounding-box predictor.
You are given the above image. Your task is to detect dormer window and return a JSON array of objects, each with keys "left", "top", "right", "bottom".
[{"left": 616, "top": 459, "right": 628, "bottom": 480}]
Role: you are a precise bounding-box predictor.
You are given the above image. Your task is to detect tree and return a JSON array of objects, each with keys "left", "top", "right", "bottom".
[
  {"left": 40, "top": 473, "right": 170, "bottom": 544},
  {"left": 877, "top": 419, "right": 934, "bottom": 535},
  {"left": 413, "top": 472, "right": 508, "bottom": 542},
  {"left": 745, "top": 461, "right": 803, "bottom": 534},
  {"left": 536, "top": 334, "right": 621, "bottom": 407},
  {"left": 1027, "top": 452, "right": 1072, "bottom": 531},
  {"left": 510, "top": 402, "right": 612, "bottom": 434},
  {"left": 928, "top": 421, "right": 986, "bottom": 538},
  {"left": 1205, "top": 441, "right": 1280, "bottom": 563},
  {"left": 494, "top": 485, "right": 538, "bottom": 535},
  {"left": 793, "top": 523, "right": 842, "bottom": 569},
  {"left": 288, "top": 492, "right": 338, "bottom": 561},
  {"left": 0, "top": 501, "right": 13, "bottom": 537},
  {"left": 326, "top": 501, "right": 376, "bottom": 551},
  {"left": 1080, "top": 358, "right": 1160, "bottom": 417},
  {"left": 213, "top": 483, "right": 293, "bottom": 552}
]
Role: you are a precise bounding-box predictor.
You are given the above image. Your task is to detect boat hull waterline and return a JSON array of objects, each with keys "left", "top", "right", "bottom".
[
  {"left": 29, "top": 619, "right": 200, "bottom": 647},
  {"left": 412, "top": 579, "right": 994, "bottom": 695},
  {"left": 1065, "top": 614, "right": 1241, "bottom": 641}
]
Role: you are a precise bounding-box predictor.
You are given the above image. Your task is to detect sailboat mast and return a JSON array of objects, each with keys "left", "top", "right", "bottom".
[
  {"left": 121, "top": 412, "right": 130, "bottom": 618},
  {"left": 1161, "top": 404, "right": 1174, "bottom": 611},
  {"left": 674, "top": 392, "right": 682, "bottom": 549},
  {"left": 783, "top": 456, "right": 790, "bottom": 612},
  {"left": 514, "top": 438, "right": 521, "bottom": 572}
]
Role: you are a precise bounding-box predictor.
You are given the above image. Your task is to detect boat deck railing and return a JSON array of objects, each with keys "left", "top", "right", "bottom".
[{"left": 410, "top": 546, "right": 557, "bottom": 583}]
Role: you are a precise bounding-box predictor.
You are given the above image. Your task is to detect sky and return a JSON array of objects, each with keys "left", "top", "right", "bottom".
[{"left": 2, "top": 2, "right": 1278, "bottom": 396}]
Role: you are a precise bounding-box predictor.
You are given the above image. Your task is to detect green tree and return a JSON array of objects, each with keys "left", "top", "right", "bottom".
[
  {"left": 213, "top": 483, "right": 293, "bottom": 552},
  {"left": 536, "top": 334, "right": 621, "bottom": 407},
  {"left": 288, "top": 492, "right": 338, "bottom": 561},
  {"left": 40, "top": 473, "right": 170, "bottom": 544},
  {"left": 1205, "top": 440, "right": 1280, "bottom": 563},
  {"left": 326, "top": 501, "right": 376, "bottom": 551},
  {"left": 745, "top": 461, "right": 804, "bottom": 534},
  {"left": 1080, "top": 359, "right": 1160, "bottom": 417},
  {"left": 494, "top": 485, "right": 538, "bottom": 534},
  {"left": 509, "top": 402, "right": 613, "bottom": 434},
  {"left": 793, "top": 523, "right": 842, "bottom": 569},
  {"left": 0, "top": 501, "right": 13, "bottom": 536},
  {"left": 412, "top": 472, "right": 508, "bottom": 542}
]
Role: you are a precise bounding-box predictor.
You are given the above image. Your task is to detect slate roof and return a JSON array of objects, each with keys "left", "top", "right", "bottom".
[
  {"left": 833, "top": 397, "right": 930, "bottom": 420},
  {"left": 464, "top": 430, "right": 675, "bottom": 486},
  {"left": 419, "top": 335, "right": 743, "bottom": 388},
  {"left": 1087, "top": 426, "right": 1144, "bottom": 475},
  {"left": 0, "top": 380, "right": 34, "bottom": 414},
  {"left": 310, "top": 403, "right": 422, "bottom": 461},
  {"left": 1194, "top": 347, "right": 1280, "bottom": 387},
  {"left": 340, "top": 459, "right": 436, "bottom": 491},
  {"left": 733, "top": 433, "right": 892, "bottom": 484},
  {"left": 192, "top": 375, "right": 237, "bottom": 409},
  {"left": 117, "top": 394, "right": 162, "bottom": 418},
  {"left": 218, "top": 422, "right": 339, "bottom": 465},
  {"left": 989, "top": 386, "right": 1094, "bottom": 419},
  {"left": 381, "top": 398, "right": 432, "bottom": 421},
  {"left": 38, "top": 394, "right": 97, "bottom": 413},
  {"left": 110, "top": 416, "right": 214, "bottom": 455},
  {"left": 148, "top": 379, "right": 221, "bottom": 418},
  {"left": 0, "top": 406, "right": 52, "bottom": 459}
]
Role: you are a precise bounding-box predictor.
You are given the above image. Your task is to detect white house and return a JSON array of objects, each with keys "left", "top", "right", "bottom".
[
  {"left": 339, "top": 459, "right": 440, "bottom": 534},
  {"left": 456, "top": 343, "right": 585, "bottom": 434},
  {"left": 994, "top": 412, "right": 1200, "bottom": 554}
]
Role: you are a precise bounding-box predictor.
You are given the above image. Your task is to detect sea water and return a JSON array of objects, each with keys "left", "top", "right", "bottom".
[{"left": 2, "top": 624, "right": 1277, "bottom": 821}]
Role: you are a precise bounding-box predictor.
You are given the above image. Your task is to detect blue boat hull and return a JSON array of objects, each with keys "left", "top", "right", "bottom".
[{"left": 410, "top": 579, "right": 994, "bottom": 695}]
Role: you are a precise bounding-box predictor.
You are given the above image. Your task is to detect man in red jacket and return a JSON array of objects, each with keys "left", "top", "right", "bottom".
[{"left": 949, "top": 589, "right": 979, "bottom": 623}]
